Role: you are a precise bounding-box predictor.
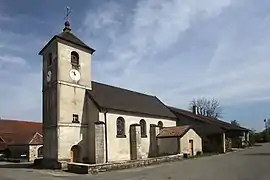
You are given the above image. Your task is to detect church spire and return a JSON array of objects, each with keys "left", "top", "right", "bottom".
[{"left": 63, "top": 6, "right": 71, "bottom": 32}]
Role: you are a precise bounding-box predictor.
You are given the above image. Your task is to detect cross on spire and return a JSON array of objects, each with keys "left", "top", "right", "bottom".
[
  {"left": 64, "top": 6, "right": 71, "bottom": 22},
  {"left": 63, "top": 6, "right": 72, "bottom": 32}
]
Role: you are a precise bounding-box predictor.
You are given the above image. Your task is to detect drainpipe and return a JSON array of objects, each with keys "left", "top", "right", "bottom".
[{"left": 104, "top": 110, "right": 108, "bottom": 163}]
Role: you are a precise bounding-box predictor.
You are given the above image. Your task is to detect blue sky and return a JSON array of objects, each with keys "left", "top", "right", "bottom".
[{"left": 0, "top": 0, "right": 270, "bottom": 131}]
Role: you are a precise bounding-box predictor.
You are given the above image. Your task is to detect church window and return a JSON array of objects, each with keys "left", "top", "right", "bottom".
[
  {"left": 140, "top": 119, "right": 147, "bottom": 138},
  {"left": 158, "top": 121, "right": 163, "bottom": 130},
  {"left": 48, "top": 53, "right": 52, "bottom": 66},
  {"left": 72, "top": 114, "right": 79, "bottom": 123},
  {"left": 71, "top": 51, "right": 80, "bottom": 69},
  {"left": 116, "top": 117, "right": 126, "bottom": 138}
]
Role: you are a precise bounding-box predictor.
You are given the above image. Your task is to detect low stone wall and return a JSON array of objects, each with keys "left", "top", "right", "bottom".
[{"left": 68, "top": 154, "right": 184, "bottom": 174}]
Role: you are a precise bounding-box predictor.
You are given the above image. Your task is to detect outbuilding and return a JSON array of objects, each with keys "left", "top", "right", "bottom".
[{"left": 157, "top": 125, "right": 202, "bottom": 156}]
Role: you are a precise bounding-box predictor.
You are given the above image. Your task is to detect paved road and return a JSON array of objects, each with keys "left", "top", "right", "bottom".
[{"left": 1, "top": 143, "right": 270, "bottom": 180}]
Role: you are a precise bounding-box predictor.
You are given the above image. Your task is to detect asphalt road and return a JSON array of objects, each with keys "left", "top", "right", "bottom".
[{"left": 1, "top": 143, "right": 270, "bottom": 180}]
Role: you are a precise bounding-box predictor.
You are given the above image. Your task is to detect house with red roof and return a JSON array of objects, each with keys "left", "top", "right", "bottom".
[{"left": 0, "top": 119, "right": 43, "bottom": 161}]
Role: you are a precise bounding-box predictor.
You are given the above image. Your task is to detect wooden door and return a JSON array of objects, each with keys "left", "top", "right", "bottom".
[
  {"left": 70, "top": 145, "right": 80, "bottom": 163},
  {"left": 189, "top": 140, "right": 194, "bottom": 156},
  {"left": 70, "top": 150, "right": 74, "bottom": 162}
]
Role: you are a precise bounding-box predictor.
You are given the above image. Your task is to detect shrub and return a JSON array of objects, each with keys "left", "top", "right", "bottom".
[{"left": 196, "top": 151, "right": 202, "bottom": 156}]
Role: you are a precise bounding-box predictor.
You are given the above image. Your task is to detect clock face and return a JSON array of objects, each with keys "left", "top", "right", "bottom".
[
  {"left": 47, "top": 70, "right": 52, "bottom": 82},
  {"left": 69, "top": 69, "right": 81, "bottom": 81}
]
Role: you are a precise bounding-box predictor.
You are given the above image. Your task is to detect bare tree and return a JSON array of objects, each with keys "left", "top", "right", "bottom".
[
  {"left": 189, "top": 97, "right": 222, "bottom": 118},
  {"left": 231, "top": 120, "right": 240, "bottom": 127}
]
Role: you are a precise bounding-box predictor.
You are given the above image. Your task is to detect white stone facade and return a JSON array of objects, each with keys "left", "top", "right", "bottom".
[
  {"left": 180, "top": 129, "right": 202, "bottom": 155},
  {"left": 102, "top": 112, "right": 176, "bottom": 162},
  {"left": 29, "top": 145, "right": 43, "bottom": 162},
  {"left": 40, "top": 29, "right": 178, "bottom": 165}
]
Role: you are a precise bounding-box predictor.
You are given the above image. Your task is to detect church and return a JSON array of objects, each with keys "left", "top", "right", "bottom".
[{"left": 39, "top": 19, "right": 203, "bottom": 167}]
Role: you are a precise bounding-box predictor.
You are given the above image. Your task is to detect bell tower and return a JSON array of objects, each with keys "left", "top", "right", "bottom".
[{"left": 39, "top": 9, "right": 95, "bottom": 167}]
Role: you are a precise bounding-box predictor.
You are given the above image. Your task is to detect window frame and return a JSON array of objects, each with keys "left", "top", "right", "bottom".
[
  {"left": 71, "top": 51, "right": 80, "bottom": 69},
  {"left": 116, "top": 117, "right": 126, "bottom": 138},
  {"left": 72, "top": 114, "right": 80, "bottom": 123},
  {"left": 140, "top": 119, "right": 147, "bottom": 138}
]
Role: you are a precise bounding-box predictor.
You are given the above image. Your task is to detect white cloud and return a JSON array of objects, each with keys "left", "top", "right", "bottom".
[
  {"left": 77, "top": 0, "right": 270, "bottom": 133},
  {"left": 2, "top": 0, "right": 270, "bottom": 130},
  {"left": 80, "top": 0, "right": 238, "bottom": 100},
  {"left": 0, "top": 55, "right": 27, "bottom": 67},
  {"left": 0, "top": 12, "right": 43, "bottom": 121}
]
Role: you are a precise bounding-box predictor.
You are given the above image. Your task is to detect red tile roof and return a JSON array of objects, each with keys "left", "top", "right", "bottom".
[
  {"left": 157, "top": 125, "right": 191, "bottom": 138},
  {"left": 0, "top": 119, "right": 43, "bottom": 146}
]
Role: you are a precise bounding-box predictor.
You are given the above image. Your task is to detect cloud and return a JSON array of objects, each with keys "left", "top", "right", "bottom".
[
  {"left": 0, "top": 9, "right": 43, "bottom": 121},
  {"left": 77, "top": 0, "right": 270, "bottom": 132},
  {"left": 0, "top": 14, "right": 13, "bottom": 22},
  {"left": 1, "top": 0, "right": 270, "bottom": 131},
  {"left": 80, "top": 0, "right": 240, "bottom": 102},
  {"left": 0, "top": 55, "right": 27, "bottom": 68}
]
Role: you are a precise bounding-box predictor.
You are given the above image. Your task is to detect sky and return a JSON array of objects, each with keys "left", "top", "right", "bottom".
[{"left": 0, "top": 0, "right": 270, "bottom": 131}]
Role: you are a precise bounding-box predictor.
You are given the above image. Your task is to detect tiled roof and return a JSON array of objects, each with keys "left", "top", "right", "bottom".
[
  {"left": 167, "top": 106, "right": 248, "bottom": 132},
  {"left": 202, "top": 115, "right": 249, "bottom": 131},
  {"left": 0, "top": 119, "right": 43, "bottom": 146},
  {"left": 0, "top": 132, "right": 42, "bottom": 145},
  {"left": 87, "top": 81, "right": 177, "bottom": 119},
  {"left": 157, "top": 125, "right": 191, "bottom": 138},
  {"left": 56, "top": 31, "right": 95, "bottom": 53},
  {"left": 0, "top": 119, "right": 42, "bottom": 134},
  {"left": 39, "top": 30, "right": 95, "bottom": 55}
]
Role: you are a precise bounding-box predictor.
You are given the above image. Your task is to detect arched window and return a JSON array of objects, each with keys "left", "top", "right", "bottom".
[
  {"left": 140, "top": 119, "right": 147, "bottom": 137},
  {"left": 116, "top": 117, "right": 126, "bottom": 137},
  {"left": 71, "top": 51, "right": 79, "bottom": 69},
  {"left": 37, "top": 146, "right": 43, "bottom": 157},
  {"left": 158, "top": 121, "right": 163, "bottom": 130}
]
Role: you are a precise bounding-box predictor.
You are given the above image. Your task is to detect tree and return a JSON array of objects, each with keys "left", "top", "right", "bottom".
[
  {"left": 189, "top": 97, "right": 222, "bottom": 118},
  {"left": 231, "top": 120, "right": 240, "bottom": 127}
]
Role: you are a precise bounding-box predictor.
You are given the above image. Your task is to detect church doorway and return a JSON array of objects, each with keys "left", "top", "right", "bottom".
[{"left": 70, "top": 145, "right": 81, "bottom": 163}]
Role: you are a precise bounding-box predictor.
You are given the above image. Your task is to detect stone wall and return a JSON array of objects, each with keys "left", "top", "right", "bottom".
[
  {"left": 130, "top": 124, "right": 142, "bottom": 160},
  {"left": 94, "top": 121, "right": 106, "bottom": 164},
  {"left": 158, "top": 137, "right": 179, "bottom": 156},
  {"left": 29, "top": 145, "right": 43, "bottom": 162},
  {"left": 149, "top": 124, "right": 159, "bottom": 157},
  {"left": 67, "top": 154, "right": 184, "bottom": 174}
]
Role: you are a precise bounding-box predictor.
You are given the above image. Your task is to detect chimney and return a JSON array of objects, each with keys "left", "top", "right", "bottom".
[{"left": 192, "top": 105, "right": 198, "bottom": 115}]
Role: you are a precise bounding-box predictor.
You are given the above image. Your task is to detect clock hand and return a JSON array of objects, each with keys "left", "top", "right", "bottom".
[{"left": 73, "top": 71, "right": 76, "bottom": 76}]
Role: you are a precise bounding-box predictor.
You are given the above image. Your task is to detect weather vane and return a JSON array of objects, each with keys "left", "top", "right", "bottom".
[{"left": 64, "top": 6, "right": 71, "bottom": 22}]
